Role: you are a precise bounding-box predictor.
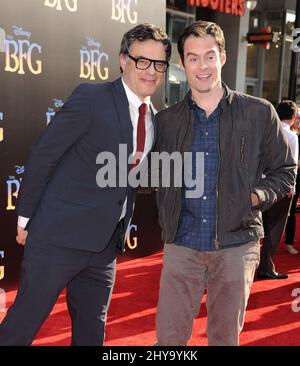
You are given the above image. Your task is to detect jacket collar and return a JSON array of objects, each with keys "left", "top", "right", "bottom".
[
  {"left": 110, "top": 77, "right": 133, "bottom": 154},
  {"left": 184, "top": 81, "right": 234, "bottom": 111},
  {"left": 221, "top": 82, "right": 234, "bottom": 109}
]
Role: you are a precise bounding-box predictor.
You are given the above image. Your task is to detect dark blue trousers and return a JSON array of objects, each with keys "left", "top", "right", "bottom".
[{"left": 0, "top": 228, "right": 118, "bottom": 346}]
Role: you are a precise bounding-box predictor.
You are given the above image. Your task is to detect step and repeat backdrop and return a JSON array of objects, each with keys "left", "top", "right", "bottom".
[{"left": 0, "top": 0, "right": 165, "bottom": 306}]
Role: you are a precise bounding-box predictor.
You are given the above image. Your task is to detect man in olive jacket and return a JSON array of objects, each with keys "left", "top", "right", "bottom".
[{"left": 153, "top": 21, "right": 296, "bottom": 346}]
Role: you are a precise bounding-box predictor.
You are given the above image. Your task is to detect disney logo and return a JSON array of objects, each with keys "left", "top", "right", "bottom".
[
  {"left": 86, "top": 37, "right": 100, "bottom": 49},
  {"left": 13, "top": 26, "right": 31, "bottom": 39},
  {"left": 15, "top": 166, "right": 25, "bottom": 175},
  {"left": 53, "top": 99, "right": 64, "bottom": 108}
]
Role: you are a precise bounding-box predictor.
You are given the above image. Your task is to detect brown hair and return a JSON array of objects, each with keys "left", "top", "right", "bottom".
[
  {"left": 177, "top": 21, "right": 225, "bottom": 62},
  {"left": 276, "top": 100, "right": 298, "bottom": 121},
  {"left": 120, "top": 23, "right": 171, "bottom": 61}
]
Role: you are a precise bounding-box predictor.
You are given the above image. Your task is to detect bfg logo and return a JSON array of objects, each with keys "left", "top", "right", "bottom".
[
  {"left": 4, "top": 26, "right": 42, "bottom": 75},
  {"left": 44, "top": 0, "right": 78, "bottom": 12},
  {"left": 6, "top": 165, "right": 25, "bottom": 211},
  {"left": 0, "top": 250, "right": 5, "bottom": 313},
  {"left": 80, "top": 37, "right": 109, "bottom": 81},
  {"left": 0, "top": 112, "right": 3, "bottom": 142},
  {"left": 111, "top": 0, "right": 138, "bottom": 24},
  {"left": 126, "top": 224, "right": 138, "bottom": 249}
]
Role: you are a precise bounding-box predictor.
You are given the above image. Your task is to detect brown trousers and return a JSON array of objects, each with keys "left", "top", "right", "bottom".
[{"left": 156, "top": 241, "right": 260, "bottom": 346}]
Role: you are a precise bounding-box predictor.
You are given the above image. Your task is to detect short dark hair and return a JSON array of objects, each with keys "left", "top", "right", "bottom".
[
  {"left": 177, "top": 21, "right": 225, "bottom": 62},
  {"left": 120, "top": 23, "right": 171, "bottom": 61},
  {"left": 276, "top": 100, "right": 298, "bottom": 121}
]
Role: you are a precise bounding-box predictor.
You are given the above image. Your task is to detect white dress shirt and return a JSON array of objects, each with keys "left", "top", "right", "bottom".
[
  {"left": 281, "top": 121, "right": 299, "bottom": 194},
  {"left": 18, "top": 78, "right": 155, "bottom": 228},
  {"left": 119, "top": 78, "right": 154, "bottom": 220}
]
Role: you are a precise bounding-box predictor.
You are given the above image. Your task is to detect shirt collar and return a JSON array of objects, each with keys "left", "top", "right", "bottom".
[
  {"left": 122, "top": 78, "right": 151, "bottom": 110},
  {"left": 281, "top": 121, "right": 292, "bottom": 129},
  {"left": 188, "top": 87, "right": 227, "bottom": 112}
]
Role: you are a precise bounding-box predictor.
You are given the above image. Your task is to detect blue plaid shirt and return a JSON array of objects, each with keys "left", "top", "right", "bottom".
[{"left": 174, "top": 95, "right": 221, "bottom": 251}]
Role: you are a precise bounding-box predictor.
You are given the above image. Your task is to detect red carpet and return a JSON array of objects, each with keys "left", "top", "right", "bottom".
[{"left": 1, "top": 237, "right": 300, "bottom": 346}]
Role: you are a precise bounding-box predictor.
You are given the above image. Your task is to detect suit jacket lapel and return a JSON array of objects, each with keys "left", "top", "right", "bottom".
[
  {"left": 150, "top": 106, "right": 157, "bottom": 151},
  {"left": 111, "top": 78, "right": 158, "bottom": 155},
  {"left": 111, "top": 78, "right": 133, "bottom": 156}
]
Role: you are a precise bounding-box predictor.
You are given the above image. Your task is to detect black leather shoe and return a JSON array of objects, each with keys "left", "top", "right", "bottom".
[{"left": 257, "top": 270, "right": 288, "bottom": 279}]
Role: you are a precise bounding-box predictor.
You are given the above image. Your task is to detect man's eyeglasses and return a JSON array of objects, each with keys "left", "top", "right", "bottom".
[{"left": 127, "top": 54, "right": 169, "bottom": 73}]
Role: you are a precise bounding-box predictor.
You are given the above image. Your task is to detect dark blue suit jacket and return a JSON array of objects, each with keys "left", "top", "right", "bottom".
[{"left": 17, "top": 78, "right": 156, "bottom": 252}]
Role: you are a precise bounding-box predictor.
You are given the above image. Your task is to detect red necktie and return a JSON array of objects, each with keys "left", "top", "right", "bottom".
[{"left": 133, "top": 103, "right": 147, "bottom": 167}]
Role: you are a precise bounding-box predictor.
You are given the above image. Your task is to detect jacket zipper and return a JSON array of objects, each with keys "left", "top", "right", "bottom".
[
  {"left": 174, "top": 108, "right": 194, "bottom": 232},
  {"left": 215, "top": 114, "right": 221, "bottom": 250},
  {"left": 240, "top": 136, "right": 245, "bottom": 163}
]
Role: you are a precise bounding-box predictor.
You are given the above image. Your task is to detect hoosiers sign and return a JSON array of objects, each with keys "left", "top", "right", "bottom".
[
  {"left": 247, "top": 27, "right": 279, "bottom": 50},
  {"left": 186, "top": 0, "right": 245, "bottom": 16},
  {"left": 247, "top": 32, "right": 273, "bottom": 43}
]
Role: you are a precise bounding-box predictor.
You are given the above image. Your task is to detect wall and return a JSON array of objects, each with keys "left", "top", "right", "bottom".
[{"left": 215, "top": 8, "right": 250, "bottom": 92}]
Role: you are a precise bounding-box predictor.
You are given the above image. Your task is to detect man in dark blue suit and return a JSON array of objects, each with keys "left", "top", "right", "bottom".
[{"left": 0, "top": 23, "right": 171, "bottom": 346}]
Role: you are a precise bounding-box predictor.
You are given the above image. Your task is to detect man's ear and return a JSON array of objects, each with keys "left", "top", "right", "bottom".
[
  {"left": 221, "top": 50, "right": 226, "bottom": 67},
  {"left": 179, "top": 56, "right": 185, "bottom": 70},
  {"left": 119, "top": 54, "right": 127, "bottom": 73}
]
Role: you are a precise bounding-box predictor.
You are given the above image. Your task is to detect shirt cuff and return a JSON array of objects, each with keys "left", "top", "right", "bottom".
[{"left": 18, "top": 216, "right": 30, "bottom": 229}]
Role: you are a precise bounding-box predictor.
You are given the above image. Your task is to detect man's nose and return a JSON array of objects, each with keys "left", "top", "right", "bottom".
[
  {"left": 198, "top": 58, "right": 208, "bottom": 70},
  {"left": 147, "top": 61, "right": 157, "bottom": 74}
]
